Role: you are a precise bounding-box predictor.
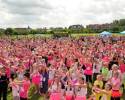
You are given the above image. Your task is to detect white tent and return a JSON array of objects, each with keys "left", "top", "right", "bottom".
[
  {"left": 120, "top": 31, "right": 125, "bottom": 34},
  {"left": 100, "top": 31, "right": 112, "bottom": 35}
]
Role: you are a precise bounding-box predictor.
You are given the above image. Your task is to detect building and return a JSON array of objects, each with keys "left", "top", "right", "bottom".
[{"left": 86, "top": 23, "right": 112, "bottom": 31}]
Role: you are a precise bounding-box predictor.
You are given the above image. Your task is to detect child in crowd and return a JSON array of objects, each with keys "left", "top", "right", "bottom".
[
  {"left": 74, "top": 77, "right": 87, "bottom": 100},
  {"left": 65, "top": 80, "right": 74, "bottom": 100},
  {"left": 49, "top": 76, "right": 61, "bottom": 100},
  {"left": 109, "top": 72, "right": 122, "bottom": 100},
  {"left": 101, "top": 62, "right": 109, "bottom": 85},
  {"left": 94, "top": 83, "right": 112, "bottom": 100},
  {"left": 9, "top": 74, "right": 20, "bottom": 100},
  {"left": 93, "top": 75, "right": 103, "bottom": 100}
]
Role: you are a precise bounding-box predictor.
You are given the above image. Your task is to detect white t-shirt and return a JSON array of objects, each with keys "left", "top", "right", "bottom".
[
  {"left": 75, "top": 86, "right": 87, "bottom": 96},
  {"left": 111, "top": 77, "right": 121, "bottom": 90},
  {"left": 49, "top": 69, "right": 55, "bottom": 80},
  {"left": 93, "top": 62, "right": 102, "bottom": 74},
  {"left": 65, "top": 86, "right": 74, "bottom": 96},
  {"left": 12, "top": 84, "right": 20, "bottom": 97},
  {"left": 50, "top": 82, "right": 61, "bottom": 93},
  {"left": 76, "top": 88, "right": 87, "bottom": 96}
]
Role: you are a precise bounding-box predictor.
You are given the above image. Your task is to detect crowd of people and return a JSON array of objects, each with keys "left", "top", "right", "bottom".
[{"left": 0, "top": 36, "right": 125, "bottom": 100}]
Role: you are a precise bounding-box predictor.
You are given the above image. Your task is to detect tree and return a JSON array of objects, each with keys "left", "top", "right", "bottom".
[
  {"left": 112, "top": 20, "right": 119, "bottom": 26},
  {"left": 0, "top": 28, "right": 5, "bottom": 35},
  {"left": 119, "top": 19, "right": 125, "bottom": 26},
  {"left": 48, "top": 30, "right": 54, "bottom": 34},
  {"left": 13, "top": 31, "right": 19, "bottom": 35},
  {"left": 83, "top": 28, "right": 92, "bottom": 33},
  {"left": 112, "top": 19, "right": 125, "bottom": 32},
  {"left": 14, "top": 28, "right": 30, "bottom": 35},
  {"left": 68, "top": 25, "right": 84, "bottom": 33},
  {"left": 30, "top": 29, "right": 37, "bottom": 34},
  {"left": 111, "top": 26, "right": 120, "bottom": 33},
  {"left": 5, "top": 28, "right": 14, "bottom": 35}
]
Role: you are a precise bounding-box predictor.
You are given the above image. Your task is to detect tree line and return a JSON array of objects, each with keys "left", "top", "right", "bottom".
[{"left": 0, "top": 19, "right": 125, "bottom": 36}]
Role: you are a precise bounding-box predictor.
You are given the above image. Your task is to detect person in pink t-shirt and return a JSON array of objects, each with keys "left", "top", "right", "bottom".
[
  {"left": 119, "top": 59, "right": 125, "bottom": 73},
  {"left": 84, "top": 61, "right": 93, "bottom": 83},
  {"left": 31, "top": 69, "right": 40, "bottom": 93},
  {"left": 5, "top": 66, "right": 11, "bottom": 79},
  {"left": 119, "top": 59, "right": 125, "bottom": 85},
  {"left": 109, "top": 72, "right": 122, "bottom": 100}
]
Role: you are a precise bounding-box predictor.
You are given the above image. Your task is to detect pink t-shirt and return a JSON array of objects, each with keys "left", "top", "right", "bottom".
[
  {"left": 24, "top": 62, "right": 30, "bottom": 69},
  {"left": 84, "top": 63, "right": 92, "bottom": 75},
  {"left": 102, "top": 56, "right": 109, "bottom": 63},
  {"left": 5, "top": 67, "right": 10, "bottom": 78},
  {"left": 75, "top": 96, "right": 86, "bottom": 100},
  {"left": 79, "top": 58, "right": 84, "bottom": 65},
  {"left": 111, "top": 77, "right": 121, "bottom": 90},
  {"left": 32, "top": 73, "right": 40, "bottom": 85},
  {"left": 67, "top": 59, "right": 73, "bottom": 67},
  {"left": 50, "top": 93, "right": 61, "bottom": 100},
  {"left": 20, "top": 80, "right": 30, "bottom": 98},
  {"left": 120, "top": 64, "right": 125, "bottom": 73}
]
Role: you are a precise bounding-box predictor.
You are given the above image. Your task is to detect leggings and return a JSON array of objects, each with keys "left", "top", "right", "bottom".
[
  {"left": 93, "top": 73, "right": 99, "bottom": 83},
  {"left": 111, "top": 97, "right": 120, "bottom": 100},
  {"left": 86, "top": 75, "right": 92, "bottom": 83},
  {"left": 20, "top": 97, "right": 27, "bottom": 100},
  {"left": 0, "top": 86, "right": 8, "bottom": 100}
]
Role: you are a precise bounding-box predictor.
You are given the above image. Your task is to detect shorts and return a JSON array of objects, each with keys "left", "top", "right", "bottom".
[{"left": 20, "top": 97, "right": 27, "bottom": 100}]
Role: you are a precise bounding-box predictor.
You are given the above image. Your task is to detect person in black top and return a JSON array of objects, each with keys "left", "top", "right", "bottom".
[
  {"left": 0, "top": 70, "right": 8, "bottom": 100},
  {"left": 108, "top": 57, "right": 119, "bottom": 70},
  {"left": 40, "top": 66, "right": 49, "bottom": 99}
]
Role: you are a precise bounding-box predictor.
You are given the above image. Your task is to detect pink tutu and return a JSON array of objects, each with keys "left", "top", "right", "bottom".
[
  {"left": 75, "top": 96, "right": 86, "bottom": 100},
  {"left": 112, "top": 90, "right": 122, "bottom": 98},
  {"left": 66, "top": 95, "right": 73, "bottom": 100},
  {"left": 50, "top": 93, "right": 61, "bottom": 100},
  {"left": 72, "top": 79, "right": 77, "bottom": 84}
]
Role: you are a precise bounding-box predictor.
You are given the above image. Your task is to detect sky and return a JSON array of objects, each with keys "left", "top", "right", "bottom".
[{"left": 0, "top": 0, "right": 125, "bottom": 28}]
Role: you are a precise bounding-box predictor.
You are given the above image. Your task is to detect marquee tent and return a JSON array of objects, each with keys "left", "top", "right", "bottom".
[{"left": 120, "top": 31, "right": 125, "bottom": 34}]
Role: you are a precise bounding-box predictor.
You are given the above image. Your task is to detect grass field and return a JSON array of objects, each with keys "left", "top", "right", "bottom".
[
  {"left": 7, "top": 92, "right": 44, "bottom": 100},
  {"left": 1, "top": 33, "right": 125, "bottom": 39}
]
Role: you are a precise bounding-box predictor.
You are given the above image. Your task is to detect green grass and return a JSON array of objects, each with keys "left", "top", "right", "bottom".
[
  {"left": 7, "top": 92, "right": 12, "bottom": 100},
  {"left": 1, "top": 33, "right": 125, "bottom": 39},
  {"left": 7, "top": 92, "right": 44, "bottom": 100},
  {"left": 30, "top": 93, "right": 44, "bottom": 100},
  {"left": 71, "top": 33, "right": 98, "bottom": 38}
]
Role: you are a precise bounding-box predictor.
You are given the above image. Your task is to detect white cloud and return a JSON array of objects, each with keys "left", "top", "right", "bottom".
[{"left": 0, "top": 0, "right": 125, "bottom": 28}]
